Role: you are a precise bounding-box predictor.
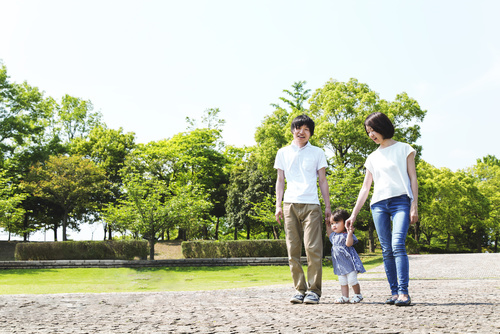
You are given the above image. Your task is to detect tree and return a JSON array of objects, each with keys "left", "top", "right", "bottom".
[
  {"left": 0, "top": 170, "right": 27, "bottom": 239},
  {"left": 226, "top": 155, "right": 273, "bottom": 240},
  {"left": 309, "top": 78, "right": 426, "bottom": 250},
  {"left": 310, "top": 78, "right": 426, "bottom": 169},
  {"left": 22, "top": 155, "right": 110, "bottom": 241},
  {"left": 470, "top": 155, "right": 500, "bottom": 252},
  {"left": 113, "top": 139, "right": 212, "bottom": 259},
  {"left": 71, "top": 125, "right": 136, "bottom": 239},
  {"left": 0, "top": 63, "right": 55, "bottom": 165},
  {"left": 56, "top": 94, "right": 102, "bottom": 143},
  {"left": 418, "top": 162, "right": 489, "bottom": 252}
]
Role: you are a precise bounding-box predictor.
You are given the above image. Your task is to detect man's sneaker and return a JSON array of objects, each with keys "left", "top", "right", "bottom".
[
  {"left": 304, "top": 291, "right": 320, "bottom": 304},
  {"left": 290, "top": 293, "right": 305, "bottom": 304}
]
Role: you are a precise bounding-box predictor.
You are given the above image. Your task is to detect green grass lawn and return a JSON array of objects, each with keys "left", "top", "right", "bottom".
[{"left": 0, "top": 255, "right": 383, "bottom": 295}]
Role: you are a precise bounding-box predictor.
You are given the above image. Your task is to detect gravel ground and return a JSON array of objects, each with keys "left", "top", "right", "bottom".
[{"left": 0, "top": 253, "right": 499, "bottom": 334}]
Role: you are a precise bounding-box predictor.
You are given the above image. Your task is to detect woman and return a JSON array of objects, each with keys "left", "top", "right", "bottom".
[{"left": 346, "top": 112, "right": 418, "bottom": 306}]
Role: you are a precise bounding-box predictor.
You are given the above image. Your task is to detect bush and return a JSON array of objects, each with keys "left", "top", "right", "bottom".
[
  {"left": 182, "top": 239, "right": 288, "bottom": 258},
  {"left": 15, "top": 240, "right": 148, "bottom": 261},
  {"left": 405, "top": 235, "right": 420, "bottom": 254}
]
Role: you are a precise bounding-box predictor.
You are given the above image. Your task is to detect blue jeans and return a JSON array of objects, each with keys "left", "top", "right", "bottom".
[{"left": 371, "top": 195, "right": 411, "bottom": 296}]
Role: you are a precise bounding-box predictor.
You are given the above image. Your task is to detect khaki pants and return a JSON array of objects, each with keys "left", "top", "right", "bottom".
[{"left": 283, "top": 203, "right": 323, "bottom": 296}]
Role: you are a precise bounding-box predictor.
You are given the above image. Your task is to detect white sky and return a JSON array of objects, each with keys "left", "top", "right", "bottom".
[{"left": 1, "top": 0, "right": 499, "bottom": 241}]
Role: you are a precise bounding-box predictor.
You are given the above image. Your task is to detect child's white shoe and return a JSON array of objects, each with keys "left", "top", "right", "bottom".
[
  {"left": 350, "top": 294, "right": 363, "bottom": 303},
  {"left": 334, "top": 296, "right": 350, "bottom": 304}
]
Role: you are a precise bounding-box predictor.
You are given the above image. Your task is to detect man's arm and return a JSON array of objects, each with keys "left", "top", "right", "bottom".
[
  {"left": 275, "top": 169, "right": 285, "bottom": 225},
  {"left": 318, "top": 167, "right": 331, "bottom": 222}
]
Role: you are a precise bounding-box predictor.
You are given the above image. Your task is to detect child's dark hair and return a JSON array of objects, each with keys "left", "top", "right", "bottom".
[
  {"left": 291, "top": 114, "right": 315, "bottom": 136},
  {"left": 331, "top": 209, "right": 350, "bottom": 222},
  {"left": 364, "top": 112, "right": 394, "bottom": 139}
]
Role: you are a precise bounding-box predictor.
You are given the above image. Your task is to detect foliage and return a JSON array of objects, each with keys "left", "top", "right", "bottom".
[
  {"left": 310, "top": 78, "right": 426, "bottom": 169},
  {"left": 14, "top": 240, "right": 148, "bottom": 260},
  {"left": 182, "top": 239, "right": 288, "bottom": 258},
  {"left": 0, "top": 170, "right": 27, "bottom": 237},
  {"left": 21, "top": 155, "right": 110, "bottom": 241},
  {"left": 1, "top": 61, "right": 498, "bottom": 253},
  {"left": 417, "top": 161, "right": 490, "bottom": 252}
]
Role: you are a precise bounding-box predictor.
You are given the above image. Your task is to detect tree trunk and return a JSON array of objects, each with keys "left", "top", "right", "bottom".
[
  {"left": 149, "top": 239, "right": 155, "bottom": 260},
  {"left": 215, "top": 217, "right": 219, "bottom": 240},
  {"left": 62, "top": 210, "right": 69, "bottom": 241},
  {"left": 23, "top": 215, "right": 29, "bottom": 241},
  {"left": 495, "top": 234, "right": 498, "bottom": 253},
  {"left": 273, "top": 226, "right": 279, "bottom": 240},
  {"left": 369, "top": 221, "right": 376, "bottom": 252},
  {"left": 414, "top": 222, "right": 420, "bottom": 242}
]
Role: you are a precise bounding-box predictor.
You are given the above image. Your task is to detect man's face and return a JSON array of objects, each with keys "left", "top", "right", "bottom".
[{"left": 292, "top": 125, "right": 311, "bottom": 147}]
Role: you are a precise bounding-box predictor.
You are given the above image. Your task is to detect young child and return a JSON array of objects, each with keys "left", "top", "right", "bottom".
[{"left": 326, "top": 209, "right": 366, "bottom": 304}]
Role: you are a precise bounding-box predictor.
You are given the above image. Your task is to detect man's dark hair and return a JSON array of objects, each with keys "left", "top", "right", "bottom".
[
  {"left": 332, "top": 209, "right": 350, "bottom": 222},
  {"left": 291, "top": 114, "right": 315, "bottom": 136},
  {"left": 364, "top": 112, "right": 395, "bottom": 139}
]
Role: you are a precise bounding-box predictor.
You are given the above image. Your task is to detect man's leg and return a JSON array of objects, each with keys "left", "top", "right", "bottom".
[
  {"left": 302, "top": 204, "right": 323, "bottom": 297},
  {"left": 284, "top": 203, "right": 307, "bottom": 295}
]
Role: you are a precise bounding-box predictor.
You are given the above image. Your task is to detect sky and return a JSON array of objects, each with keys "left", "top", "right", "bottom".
[{"left": 1, "top": 0, "right": 499, "bottom": 241}]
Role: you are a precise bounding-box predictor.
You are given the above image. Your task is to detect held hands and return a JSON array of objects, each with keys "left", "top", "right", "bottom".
[{"left": 345, "top": 216, "right": 355, "bottom": 231}]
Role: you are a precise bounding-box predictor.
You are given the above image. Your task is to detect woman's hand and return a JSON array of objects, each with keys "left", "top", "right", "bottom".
[
  {"left": 345, "top": 215, "right": 356, "bottom": 231},
  {"left": 410, "top": 202, "right": 418, "bottom": 224}
]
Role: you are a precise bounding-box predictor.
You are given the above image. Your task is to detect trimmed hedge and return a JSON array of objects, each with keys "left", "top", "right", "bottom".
[
  {"left": 15, "top": 240, "right": 148, "bottom": 261},
  {"left": 182, "top": 239, "right": 288, "bottom": 258}
]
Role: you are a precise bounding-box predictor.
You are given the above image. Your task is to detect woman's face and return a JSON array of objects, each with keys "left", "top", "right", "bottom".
[{"left": 365, "top": 126, "right": 384, "bottom": 144}]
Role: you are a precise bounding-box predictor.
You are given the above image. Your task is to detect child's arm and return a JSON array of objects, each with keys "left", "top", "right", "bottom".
[
  {"left": 346, "top": 225, "right": 354, "bottom": 247},
  {"left": 326, "top": 220, "right": 333, "bottom": 237}
]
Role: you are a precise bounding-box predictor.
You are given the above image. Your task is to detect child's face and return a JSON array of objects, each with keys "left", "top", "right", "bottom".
[{"left": 330, "top": 218, "right": 346, "bottom": 233}]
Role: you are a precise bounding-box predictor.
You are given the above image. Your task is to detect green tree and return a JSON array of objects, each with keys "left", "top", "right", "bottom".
[
  {"left": 418, "top": 162, "right": 489, "bottom": 252},
  {"left": 71, "top": 125, "right": 136, "bottom": 239},
  {"left": 309, "top": 78, "right": 426, "bottom": 250},
  {"left": 470, "top": 155, "right": 500, "bottom": 252},
  {"left": 310, "top": 78, "right": 426, "bottom": 169},
  {"left": 113, "top": 138, "right": 212, "bottom": 258},
  {"left": 56, "top": 94, "right": 102, "bottom": 143},
  {"left": 22, "top": 155, "right": 110, "bottom": 241},
  {"left": 0, "top": 63, "right": 56, "bottom": 164},
  {"left": 0, "top": 170, "right": 27, "bottom": 239}
]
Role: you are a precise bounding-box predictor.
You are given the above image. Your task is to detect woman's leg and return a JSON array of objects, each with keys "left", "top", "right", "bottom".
[
  {"left": 389, "top": 196, "right": 411, "bottom": 297},
  {"left": 371, "top": 200, "right": 398, "bottom": 296}
]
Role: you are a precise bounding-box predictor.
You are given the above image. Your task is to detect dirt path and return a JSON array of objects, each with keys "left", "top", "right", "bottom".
[{"left": 0, "top": 253, "right": 499, "bottom": 333}]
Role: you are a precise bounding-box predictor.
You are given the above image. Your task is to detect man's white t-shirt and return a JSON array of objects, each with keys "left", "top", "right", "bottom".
[
  {"left": 274, "top": 142, "right": 328, "bottom": 205},
  {"left": 364, "top": 141, "right": 416, "bottom": 206}
]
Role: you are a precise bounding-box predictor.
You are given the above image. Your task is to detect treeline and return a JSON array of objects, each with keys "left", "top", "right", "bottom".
[{"left": 0, "top": 62, "right": 498, "bottom": 259}]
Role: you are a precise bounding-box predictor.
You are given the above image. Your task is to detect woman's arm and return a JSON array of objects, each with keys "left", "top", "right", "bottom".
[
  {"left": 345, "top": 170, "right": 373, "bottom": 230},
  {"left": 407, "top": 152, "right": 419, "bottom": 224}
]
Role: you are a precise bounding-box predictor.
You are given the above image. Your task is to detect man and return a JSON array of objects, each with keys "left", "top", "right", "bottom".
[{"left": 275, "top": 114, "right": 331, "bottom": 304}]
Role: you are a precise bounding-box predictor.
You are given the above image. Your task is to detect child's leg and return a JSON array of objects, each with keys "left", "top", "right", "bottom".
[
  {"left": 335, "top": 274, "right": 350, "bottom": 303},
  {"left": 338, "top": 274, "right": 349, "bottom": 297},
  {"left": 347, "top": 271, "right": 360, "bottom": 294},
  {"left": 347, "top": 271, "right": 363, "bottom": 303}
]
